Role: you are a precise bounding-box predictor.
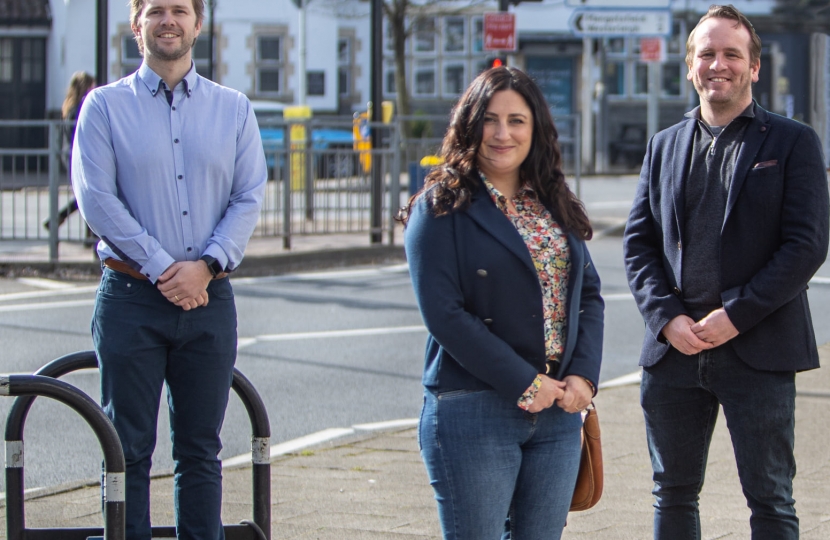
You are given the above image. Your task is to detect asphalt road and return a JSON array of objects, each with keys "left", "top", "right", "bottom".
[{"left": 3, "top": 230, "right": 830, "bottom": 496}]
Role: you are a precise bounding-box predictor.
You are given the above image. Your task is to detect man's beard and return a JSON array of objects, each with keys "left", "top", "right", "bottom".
[{"left": 141, "top": 36, "right": 197, "bottom": 62}]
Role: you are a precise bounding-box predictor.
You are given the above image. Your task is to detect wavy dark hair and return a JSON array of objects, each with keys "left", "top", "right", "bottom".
[{"left": 398, "top": 66, "right": 592, "bottom": 240}]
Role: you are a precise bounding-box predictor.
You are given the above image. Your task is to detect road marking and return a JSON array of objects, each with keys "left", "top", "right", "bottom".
[
  {"left": 603, "top": 293, "right": 634, "bottom": 301},
  {"left": 586, "top": 200, "right": 633, "bottom": 209},
  {"left": 16, "top": 278, "right": 78, "bottom": 290},
  {"left": 238, "top": 325, "right": 426, "bottom": 349},
  {"left": 233, "top": 263, "right": 410, "bottom": 284},
  {"left": 0, "top": 286, "right": 97, "bottom": 303},
  {"left": 0, "top": 299, "right": 95, "bottom": 313},
  {"left": 810, "top": 276, "right": 830, "bottom": 285}
]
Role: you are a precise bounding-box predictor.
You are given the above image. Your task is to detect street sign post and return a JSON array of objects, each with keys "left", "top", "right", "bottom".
[
  {"left": 484, "top": 12, "right": 517, "bottom": 51},
  {"left": 640, "top": 37, "right": 666, "bottom": 63},
  {"left": 569, "top": 9, "right": 671, "bottom": 37}
]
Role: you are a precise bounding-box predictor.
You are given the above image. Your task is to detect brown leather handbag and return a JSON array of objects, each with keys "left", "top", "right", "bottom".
[{"left": 570, "top": 403, "right": 603, "bottom": 511}]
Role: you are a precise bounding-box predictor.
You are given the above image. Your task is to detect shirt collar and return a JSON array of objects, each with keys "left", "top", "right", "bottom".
[
  {"left": 684, "top": 100, "right": 756, "bottom": 124},
  {"left": 480, "top": 173, "right": 536, "bottom": 204},
  {"left": 137, "top": 61, "right": 198, "bottom": 99}
]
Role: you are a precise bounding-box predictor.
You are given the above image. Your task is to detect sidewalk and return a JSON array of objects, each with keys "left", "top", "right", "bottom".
[{"left": 3, "top": 346, "right": 828, "bottom": 539}]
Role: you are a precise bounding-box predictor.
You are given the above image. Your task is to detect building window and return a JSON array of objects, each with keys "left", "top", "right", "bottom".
[
  {"left": 605, "top": 62, "right": 624, "bottom": 96},
  {"left": 256, "top": 35, "right": 283, "bottom": 94},
  {"left": 472, "top": 18, "right": 483, "bottom": 53},
  {"left": 0, "top": 38, "right": 13, "bottom": 82},
  {"left": 385, "top": 61, "right": 397, "bottom": 95},
  {"left": 444, "top": 63, "right": 465, "bottom": 95},
  {"left": 634, "top": 63, "right": 649, "bottom": 95},
  {"left": 192, "top": 38, "right": 215, "bottom": 78},
  {"left": 662, "top": 63, "right": 683, "bottom": 96},
  {"left": 307, "top": 71, "right": 325, "bottom": 96},
  {"left": 121, "top": 34, "right": 143, "bottom": 77},
  {"left": 21, "top": 40, "right": 44, "bottom": 82},
  {"left": 338, "top": 36, "right": 351, "bottom": 97},
  {"left": 444, "top": 17, "right": 465, "bottom": 54},
  {"left": 414, "top": 59, "right": 435, "bottom": 96},
  {"left": 414, "top": 17, "right": 436, "bottom": 53},
  {"left": 604, "top": 27, "right": 687, "bottom": 100}
]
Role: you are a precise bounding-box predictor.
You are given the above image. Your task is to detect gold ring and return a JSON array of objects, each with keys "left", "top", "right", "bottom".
[{"left": 175, "top": 295, "right": 179, "bottom": 301}]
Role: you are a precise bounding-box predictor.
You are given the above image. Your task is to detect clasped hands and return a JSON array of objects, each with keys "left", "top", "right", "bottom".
[
  {"left": 524, "top": 375, "right": 593, "bottom": 414},
  {"left": 661, "top": 308, "right": 738, "bottom": 355},
  {"left": 156, "top": 260, "right": 213, "bottom": 311}
]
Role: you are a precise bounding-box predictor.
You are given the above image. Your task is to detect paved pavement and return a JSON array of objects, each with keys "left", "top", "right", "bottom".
[
  {"left": 1, "top": 175, "right": 828, "bottom": 538},
  {"left": 3, "top": 353, "right": 828, "bottom": 539}
]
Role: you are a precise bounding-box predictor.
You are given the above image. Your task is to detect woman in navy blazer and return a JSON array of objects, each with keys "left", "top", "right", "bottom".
[{"left": 402, "top": 67, "right": 604, "bottom": 539}]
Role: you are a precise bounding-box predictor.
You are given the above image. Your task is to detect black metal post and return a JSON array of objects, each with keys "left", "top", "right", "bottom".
[
  {"left": 96, "top": 0, "right": 108, "bottom": 88},
  {"left": 369, "top": 0, "right": 384, "bottom": 244},
  {"left": 4, "top": 352, "right": 272, "bottom": 540},
  {"left": 207, "top": 0, "right": 216, "bottom": 81},
  {"left": 2, "top": 375, "right": 126, "bottom": 540}
]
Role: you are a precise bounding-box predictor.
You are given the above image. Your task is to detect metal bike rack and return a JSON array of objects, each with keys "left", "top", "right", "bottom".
[
  {"left": 1, "top": 374, "right": 126, "bottom": 540},
  {"left": 5, "top": 351, "right": 272, "bottom": 540}
]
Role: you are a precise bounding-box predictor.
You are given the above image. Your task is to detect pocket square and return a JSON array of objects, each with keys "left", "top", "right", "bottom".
[{"left": 753, "top": 160, "right": 778, "bottom": 169}]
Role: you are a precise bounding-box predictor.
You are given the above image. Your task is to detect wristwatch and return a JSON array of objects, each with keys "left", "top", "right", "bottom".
[{"left": 200, "top": 255, "right": 223, "bottom": 278}]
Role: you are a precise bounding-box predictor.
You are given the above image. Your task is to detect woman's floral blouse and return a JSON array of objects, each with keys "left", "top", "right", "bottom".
[{"left": 482, "top": 175, "right": 571, "bottom": 409}]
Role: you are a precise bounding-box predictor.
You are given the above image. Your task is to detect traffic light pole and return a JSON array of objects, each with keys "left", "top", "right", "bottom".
[{"left": 96, "top": 0, "right": 108, "bottom": 88}]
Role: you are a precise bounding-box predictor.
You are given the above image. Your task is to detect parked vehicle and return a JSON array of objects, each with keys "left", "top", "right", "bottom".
[{"left": 252, "top": 101, "right": 359, "bottom": 179}]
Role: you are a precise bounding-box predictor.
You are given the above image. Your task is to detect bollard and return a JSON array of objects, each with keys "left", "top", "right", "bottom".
[
  {"left": 1, "top": 374, "right": 126, "bottom": 540},
  {"left": 5, "top": 351, "right": 271, "bottom": 540}
]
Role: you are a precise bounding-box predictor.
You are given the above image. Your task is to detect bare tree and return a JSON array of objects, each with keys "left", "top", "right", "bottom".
[{"left": 321, "top": 0, "right": 489, "bottom": 131}]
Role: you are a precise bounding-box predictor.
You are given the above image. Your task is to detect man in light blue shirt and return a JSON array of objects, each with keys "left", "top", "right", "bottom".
[{"left": 72, "top": 1, "right": 266, "bottom": 538}]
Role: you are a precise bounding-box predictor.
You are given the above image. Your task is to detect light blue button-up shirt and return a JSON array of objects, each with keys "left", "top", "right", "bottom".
[{"left": 72, "top": 62, "right": 267, "bottom": 283}]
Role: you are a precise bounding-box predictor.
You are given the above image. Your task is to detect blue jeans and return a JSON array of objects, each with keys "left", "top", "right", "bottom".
[
  {"left": 92, "top": 268, "right": 237, "bottom": 540},
  {"left": 419, "top": 388, "right": 582, "bottom": 540},
  {"left": 641, "top": 344, "right": 798, "bottom": 540}
]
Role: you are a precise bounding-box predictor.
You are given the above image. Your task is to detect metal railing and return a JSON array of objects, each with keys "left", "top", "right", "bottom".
[{"left": 0, "top": 114, "right": 581, "bottom": 262}]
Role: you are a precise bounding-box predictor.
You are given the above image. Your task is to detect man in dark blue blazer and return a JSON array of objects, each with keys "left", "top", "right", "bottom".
[{"left": 623, "top": 5, "right": 829, "bottom": 539}]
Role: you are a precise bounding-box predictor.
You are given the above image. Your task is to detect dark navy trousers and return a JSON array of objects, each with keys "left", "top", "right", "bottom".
[{"left": 93, "top": 268, "right": 237, "bottom": 540}]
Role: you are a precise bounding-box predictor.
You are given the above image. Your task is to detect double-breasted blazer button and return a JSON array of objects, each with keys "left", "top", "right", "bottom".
[
  {"left": 483, "top": 318, "right": 493, "bottom": 325},
  {"left": 476, "top": 269, "right": 488, "bottom": 277},
  {"left": 672, "top": 287, "right": 681, "bottom": 296}
]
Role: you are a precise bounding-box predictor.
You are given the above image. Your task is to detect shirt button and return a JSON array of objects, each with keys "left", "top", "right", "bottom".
[
  {"left": 183, "top": 211, "right": 188, "bottom": 216},
  {"left": 172, "top": 106, "right": 176, "bottom": 111},
  {"left": 187, "top": 247, "right": 193, "bottom": 252},
  {"left": 174, "top": 139, "right": 179, "bottom": 143},
  {"left": 177, "top": 175, "right": 183, "bottom": 179}
]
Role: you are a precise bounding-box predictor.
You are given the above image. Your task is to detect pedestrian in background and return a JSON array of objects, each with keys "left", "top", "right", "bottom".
[
  {"left": 401, "top": 66, "right": 604, "bottom": 540},
  {"left": 624, "top": 5, "right": 829, "bottom": 539},
  {"left": 44, "top": 71, "right": 94, "bottom": 232},
  {"left": 72, "top": 0, "right": 267, "bottom": 538}
]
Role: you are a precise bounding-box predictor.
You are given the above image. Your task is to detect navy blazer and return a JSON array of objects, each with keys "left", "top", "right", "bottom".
[
  {"left": 405, "top": 180, "right": 605, "bottom": 401},
  {"left": 624, "top": 104, "right": 829, "bottom": 371}
]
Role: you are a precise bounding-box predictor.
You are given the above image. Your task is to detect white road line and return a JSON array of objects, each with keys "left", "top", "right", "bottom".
[
  {"left": 238, "top": 325, "right": 425, "bottom": 349},
  {"left": 0, "top": 286, "right": 97, "bottom": 303},
  {"left": 232, "top": 263, "right": 410, "bottom": 284},
  {"left": 810, "top": 276, "right": 830, "bottom": 285},
  {"left": 603, "top": 293, "right": 634, "bottom": 301},
  {"left": 16, "top": 278, "right": 78, "bottom": 290},
  {"left": 0, "top": 299, "right": 95, "bottom": 313}
]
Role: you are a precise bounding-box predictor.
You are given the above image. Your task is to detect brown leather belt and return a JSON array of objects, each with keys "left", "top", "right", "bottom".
[
  {"left": 103, "top": 258, "right": 149, "bottom": 280},
  {"left": 103, "top": 258, "right": 229, "bottom": 280}
]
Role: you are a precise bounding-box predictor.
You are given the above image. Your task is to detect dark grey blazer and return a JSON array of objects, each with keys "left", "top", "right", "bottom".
[
  {"left": 624, "top": 104, "right": 829, "bottom": 371},
  {"left": 405, "top": 179, "right": 604, "bottom": 401}
]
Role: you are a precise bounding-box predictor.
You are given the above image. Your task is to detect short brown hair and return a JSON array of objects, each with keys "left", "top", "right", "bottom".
[
  {"left": 686, "top": 4, "right": 762, "bottom": 67},
  {"left": 129, "top": 0, "right": 205, "bottom": 28}
]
